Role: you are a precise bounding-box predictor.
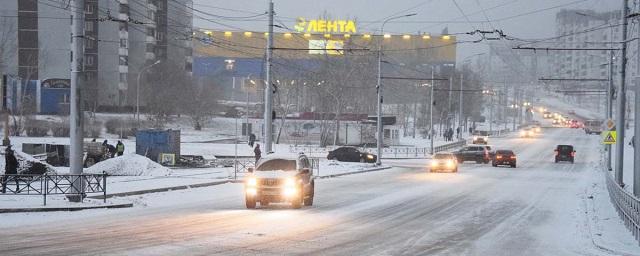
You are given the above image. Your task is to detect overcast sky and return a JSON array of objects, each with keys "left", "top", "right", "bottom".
[{"left": 193, "top": 0, "right": 619, "bottom": 62}]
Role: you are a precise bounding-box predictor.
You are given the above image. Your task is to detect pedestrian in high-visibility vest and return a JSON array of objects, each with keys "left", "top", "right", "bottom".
[{"left": 116, "top": 141, "right": 125, "bottom": 156}]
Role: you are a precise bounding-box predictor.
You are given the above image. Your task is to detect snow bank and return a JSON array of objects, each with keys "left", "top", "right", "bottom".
[{"left": 85, "top": 154, "right": 172, "bottom": 176}]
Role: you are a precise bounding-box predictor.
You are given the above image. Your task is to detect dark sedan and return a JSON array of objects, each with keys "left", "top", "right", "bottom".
[
  {"left": 327, "top": 147, "right": 377, "bottom": 163},
  {"left": 492, "top": 150, "right": 517, "bottom": 168}
]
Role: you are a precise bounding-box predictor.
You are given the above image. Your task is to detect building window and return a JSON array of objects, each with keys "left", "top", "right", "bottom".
[
  {"left": 119, "top": 73, "right": 127, "bottom": 83},
  {"left": 85, "top": 38, "right": 96, "bottom": 49},
  {"left": 119, "top": 56, "right": 128, "bottom": 66},
  {"left": 156, "top": 31, "right": 165, "bottom": 41},
  {"left": 85, "top": 4, "right": 95, "bottom": 14},
  {"left": 85, "top": 22, "right": 94, "bottom": 32},
  {"left": 86, "top": 55, "right": 94, "bottom": 66},
  {"left": 120, "top": 38, "right": 127, "bottom": 48}
]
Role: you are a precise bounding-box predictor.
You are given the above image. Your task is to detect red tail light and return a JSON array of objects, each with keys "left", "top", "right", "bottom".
[
  {"left": 571, "top": 151, "right": 576, "bottom": 157},
  {"left": 554, "top": 150, "right": 558, "bottom": 156}
]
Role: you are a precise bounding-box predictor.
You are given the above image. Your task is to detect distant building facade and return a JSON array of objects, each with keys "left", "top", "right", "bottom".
[{"left": 0, "top": 0, "right": 193, "bottom": 111}]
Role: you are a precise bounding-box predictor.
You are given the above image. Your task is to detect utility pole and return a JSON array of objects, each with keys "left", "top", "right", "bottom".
[
  {"left": 448, "top": 75, "right": 453, "bottom": 128},
  {"left": 69, "top": 0, "right": 85, "bottom": 202},
  {"left": 616, "top": 0, "right": 629, "bottom": 187},
  {"left": 430, "top": 66, "right": 435, "bottom": 154},
  {"left": 264, "top": 0, "right": 274, "bottom": 153},
  {"left": 634, "top": 9, "right": 640, "bottom": 196},
  {"left": 606, "top": 50, "right": 614, "bottom": 172},
  {"left": 458, "top": 72, "right": 463, "bottom": 138}
]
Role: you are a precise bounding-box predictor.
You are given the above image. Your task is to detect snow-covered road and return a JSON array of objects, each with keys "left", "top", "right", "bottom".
[{"left": 0, "top": 128, "right": 638, "bottom": 255}]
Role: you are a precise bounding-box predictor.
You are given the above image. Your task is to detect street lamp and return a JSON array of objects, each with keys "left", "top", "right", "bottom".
[
  {"left": 136, "top": 60, "right": 161, "bottom": 125},
  {"left": 376, "top": 13, "right": 417, "bottom": 166}
]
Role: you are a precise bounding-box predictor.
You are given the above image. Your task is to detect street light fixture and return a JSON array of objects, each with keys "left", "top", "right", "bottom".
[
  {"left": 136, "top": 59, "right": 161, "bottom": 125},
  {"left": 376, "top": 12, "right": 417, "bottom": 166}
]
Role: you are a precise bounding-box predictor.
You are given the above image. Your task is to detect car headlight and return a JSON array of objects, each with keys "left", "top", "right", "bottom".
[
  {"left": 473, "top": 136, "right": 478, "bottom": 140},
  {"left": 284, "top": 177, "right": 296, "bottom": 187},
  {"left": 366, "top": 154, "right": 374, "bottom": 159},
  {"left": 247, "top": 177, "right": 257, "bottom": 187},
  {"left": 520, "top": 131, "right": 526, "bottom": 136},
  {"left": 446, "top": 160, "right": 455, "bottom": 168}
]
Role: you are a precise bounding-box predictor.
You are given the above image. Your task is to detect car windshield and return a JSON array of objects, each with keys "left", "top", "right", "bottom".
[
  {"left": 256, "top": 159, "right": 296, "bottom": 171},
  {"left": 434, "top": 154, "right": 452, "bottom": 159},
  {"left": 496, "top": 150, "right": 513, "bottom": 155},
  {"left": 557, "top": 145, "right": 573, "bottom": 153}
]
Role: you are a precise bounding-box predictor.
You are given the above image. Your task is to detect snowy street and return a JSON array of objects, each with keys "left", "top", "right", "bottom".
[{"left": 0, "top": 127, "right": 637, "bottom": 255}]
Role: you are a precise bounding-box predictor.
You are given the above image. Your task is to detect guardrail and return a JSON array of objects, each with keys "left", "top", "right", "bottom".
[
  {"left": 0, "top": 173, "right": 107, "bottom": 206},
  {"left": 603, "top": 170, "right": 640, "bottom": 245},
  {"left": 289, "top": 140, "right": 468, "bottom": 158}
]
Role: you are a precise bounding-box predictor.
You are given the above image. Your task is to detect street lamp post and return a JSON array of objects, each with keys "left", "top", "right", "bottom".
[
  {"left": 376, "top": 13, "right": 416, "bottom": 166},
  {"left": 136, "top": 60, "right": 161, "bottom": 125}
]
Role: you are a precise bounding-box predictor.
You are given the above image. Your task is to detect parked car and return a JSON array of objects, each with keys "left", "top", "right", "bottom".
[
  {"left": 453, "top": 145, "right": 491, "bottom": 164},
  {"left": 492, "top": 150, "right": 517, "bottom": 168},
  {"left": 430, "top": 153, "right": 458, "bottom": 173},
  {"left": 327, "top": 147, "right": 377, "bottom": 163},
  {"left": 244, "top": 154, "right": 315, "bottom": 209},
  {"left": 554, "top": 145, "right": 575, "bottom": 163}
]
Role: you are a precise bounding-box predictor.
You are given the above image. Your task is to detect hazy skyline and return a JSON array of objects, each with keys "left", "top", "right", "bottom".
[{"left": 193, "top": 0, "right": 619, "bottom": 62}]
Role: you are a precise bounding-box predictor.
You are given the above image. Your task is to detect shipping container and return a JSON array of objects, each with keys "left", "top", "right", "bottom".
[{"left": 135, "top": 129, "right": 181, "bottom": 162}]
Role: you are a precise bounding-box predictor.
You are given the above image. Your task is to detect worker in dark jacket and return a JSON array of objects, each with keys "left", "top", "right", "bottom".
[
  {"left": 2, "top": 146, "right": 19, "bottom": 193},
  {"left": 254, "top": 144, "right": 262, "bottom": 164},
  {"left": 116, "top": 141, "right": 125, "bottom": 156}
]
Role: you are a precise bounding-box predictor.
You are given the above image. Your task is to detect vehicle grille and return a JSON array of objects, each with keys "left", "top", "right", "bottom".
[{"left": 261, "top": 179, "right": 281, "bottom": 186}]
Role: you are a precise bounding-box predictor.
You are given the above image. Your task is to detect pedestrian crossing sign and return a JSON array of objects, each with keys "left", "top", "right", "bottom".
[{"left": 602, "top": 131, "right": 616, "bottom": 145}]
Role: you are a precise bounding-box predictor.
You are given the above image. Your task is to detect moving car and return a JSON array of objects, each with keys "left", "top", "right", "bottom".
[
  {"left": 520, "top": 128, "right": 534, "bottom": 138},
  {"left": 453, "top": 145, "right": 491, "bottom": 164},
  {"left": 492, "top": 150, "right": 517, "bottom": 168},
  {"left": 584, "top": 119, "right": 603, "bottom": 135},
  {"left": 569, "top": 120, "right": 580, "bottom": 128},
  {"left": 327, "top": 146, "right": 377, "bottom": 163},
  {"left": 244, "top": 154, "right": 315, "bottom": 209},
  {"left": 554, "top": 145, "right": 575, "bottom": 163},
  {"left": 472, "top": 133, "right": 489, "bottom": 144},
  {"left": 543, "top": 111, "right": 552, "bottom": 119},
  {"left": 531, "top": 125, "right": 542, "bottom": 133},
  {"left": 430, "top": 153, "right": 458, "bottom": 173}
]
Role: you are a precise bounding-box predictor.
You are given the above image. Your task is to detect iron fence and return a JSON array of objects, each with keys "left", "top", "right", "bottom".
[
  {"left": 0, "top": 173, "right": 107, "bottom": 206},
  {"left": 604, "top": 170, "right": 640, "bottom": 245}
]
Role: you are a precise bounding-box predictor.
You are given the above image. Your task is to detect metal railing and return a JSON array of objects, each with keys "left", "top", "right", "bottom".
[
  {"left": 604, "top": 170, "right": 640, "bottom": 245},
  {"left": 289, "top": 140, "right": 468, "bottom": 158},
  {"left": 432, "top": 140, "right": 467, "bottom": 154},
  {"left": 233, "top": 158, "right": 320, "bottom": 178},
  {"left": 0, "top": 173, "right": 107, "bottom": 205}
]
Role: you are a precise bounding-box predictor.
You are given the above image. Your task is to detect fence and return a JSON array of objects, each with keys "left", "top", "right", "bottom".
[
  {"left": 604, "top": 170, "right": 640, "bottom": 245},
  {"left": 233, "top": 157, "right": 321, "bottom": 178},
  {"left": 0, "top": 173, "right": 107, "bottom": 206},
  {"left": 289, "top": 140, "right": 467, "bottom": 158}
]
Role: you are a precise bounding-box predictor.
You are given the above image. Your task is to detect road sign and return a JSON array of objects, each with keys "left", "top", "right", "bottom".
[
  {"left": 604, "top": 119, "right": 615, "bottom": 130},
  {"left": 602, "top": 131, "right": 617, "bottom": 144}
]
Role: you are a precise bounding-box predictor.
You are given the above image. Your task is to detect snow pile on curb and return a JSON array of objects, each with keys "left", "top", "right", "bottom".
[{"left": 85, "top": 154, "right": 172, "bottom": 176}]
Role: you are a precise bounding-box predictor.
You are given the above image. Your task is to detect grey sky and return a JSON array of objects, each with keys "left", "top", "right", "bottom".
[{"left": 193, "top": 0, "right": 619, "bottom": 61}]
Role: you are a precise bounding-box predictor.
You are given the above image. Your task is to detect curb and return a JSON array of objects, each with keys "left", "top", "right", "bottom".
[
  {"left": 317, "top": 166, "right": 392, "bottom": 179},
  {"left": 88, "top": 180, "right": 231, "bottom": 199},
  {"left": 0, "top": 203, "right": 134, "bottom": 213},
  {"left": 88, "top": 167, "right": 393, "bottom": 199}
]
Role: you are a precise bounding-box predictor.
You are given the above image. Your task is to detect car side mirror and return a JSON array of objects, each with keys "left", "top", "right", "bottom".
[{"left": 247, "top": 167, "right": 254, "bottom": 173}]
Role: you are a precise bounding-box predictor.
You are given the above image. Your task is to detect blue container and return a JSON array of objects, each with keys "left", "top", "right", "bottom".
[{"left": 135, "top": 129, "right": 181, "bottom": 162}]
